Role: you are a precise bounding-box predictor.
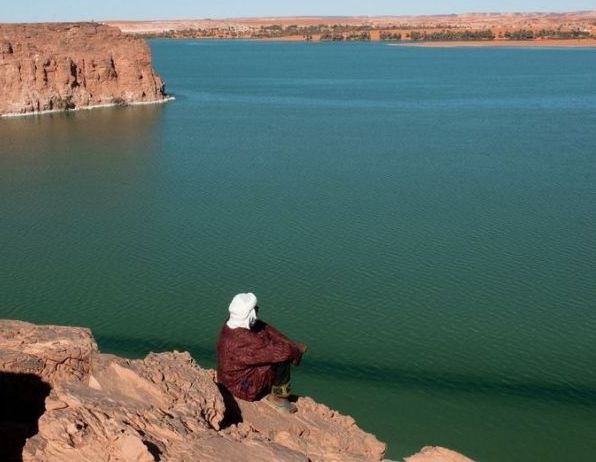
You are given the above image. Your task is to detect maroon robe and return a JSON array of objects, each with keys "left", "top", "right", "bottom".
[{"left": 216, "top": 320, "right": 303, "bottom": 401}]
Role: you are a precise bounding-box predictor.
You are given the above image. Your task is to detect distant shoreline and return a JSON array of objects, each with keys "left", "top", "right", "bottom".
[
  {"left": 392, "top": 38, "right": 596, "bottom": 48},
  {"left": 147, "top": 36, "right": 596, "bottom": 48},
  {"left": 104, "top": 11, "right": 596, "bottom": 45}
]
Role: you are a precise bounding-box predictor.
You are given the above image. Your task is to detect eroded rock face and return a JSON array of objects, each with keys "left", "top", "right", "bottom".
[
  {"left": 0, "top": 320, "right": 472, "bottom": 461},
  {"left": 0, "top": 23, "right": 167, "bottom": 116},
  {"left": 0, "top": 320, "right": 97, "bottom": 385}
]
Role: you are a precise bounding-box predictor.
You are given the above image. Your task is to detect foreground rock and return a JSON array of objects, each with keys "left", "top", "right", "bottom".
[
  {"left": 0, "top": 320, "right": 472, "bottom": 461},
  {"left": 404, "top": 446, "right": 474, "bottom": 462},
  {"left": 0, "top": 23, "right": 167, "bottom": 116}
]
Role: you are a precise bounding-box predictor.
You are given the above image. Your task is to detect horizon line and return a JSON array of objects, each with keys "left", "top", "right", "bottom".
[{"left": 2, "top": 9, "right": 595, "bottom": 25}]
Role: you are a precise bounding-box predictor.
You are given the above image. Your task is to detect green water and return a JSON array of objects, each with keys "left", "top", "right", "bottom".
[{"left": 1, "top": 41, "right": 596, "bottom": 460}]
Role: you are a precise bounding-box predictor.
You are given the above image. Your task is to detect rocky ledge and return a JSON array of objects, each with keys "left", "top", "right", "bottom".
[
  {"left": 0, "top": 23, "right": 167, "bottom": 116},
  {"left": 0, "top": 320, "right": 473, "bottom": 461}
]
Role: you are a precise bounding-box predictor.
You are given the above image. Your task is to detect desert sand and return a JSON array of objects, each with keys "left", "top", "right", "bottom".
[{"left": 104, "top": 11, "right": 596, "bottom": 46}]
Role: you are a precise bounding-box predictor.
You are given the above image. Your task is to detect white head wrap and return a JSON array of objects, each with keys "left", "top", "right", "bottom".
[{"left": 226, "top": 292, "right": 258, "bottom": 330}]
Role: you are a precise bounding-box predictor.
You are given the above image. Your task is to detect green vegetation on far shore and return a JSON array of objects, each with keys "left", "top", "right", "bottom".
[{"left": 132, "top": 23, "right": 594, "bottom": 42}]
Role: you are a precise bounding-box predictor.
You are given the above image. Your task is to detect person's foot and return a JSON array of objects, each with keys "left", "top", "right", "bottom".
[{"left": 265, "top": 394, "right": 297, "bottom": 413}]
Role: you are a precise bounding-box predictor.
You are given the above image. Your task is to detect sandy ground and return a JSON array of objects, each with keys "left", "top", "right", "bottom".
[
  {"left": 103, "top": 12, "right": 596, "bottom": 47},
  {"left": 393, "top": 38, "right": 596, "bottom": 47},
  {"left": 189, "top": 37, "right": 596, "bottom": 47},
  {"left": 105, "top": 11, "right": 596, "bottom": 34}
]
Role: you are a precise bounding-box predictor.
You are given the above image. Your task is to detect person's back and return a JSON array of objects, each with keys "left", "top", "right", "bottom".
[{"left": 216, "top": 293, "right": 306, "bottom": 412}]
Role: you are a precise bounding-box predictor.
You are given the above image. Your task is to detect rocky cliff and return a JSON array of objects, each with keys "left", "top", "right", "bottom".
[
  {"left": 0, "top": 320, "right": 473, "bottom": 462},
  {"left": 0, "top": 23, "right": 167, "bottom": 116}
]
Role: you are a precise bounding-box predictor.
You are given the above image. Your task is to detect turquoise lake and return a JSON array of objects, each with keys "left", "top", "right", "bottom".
[{"left": 1, "top": 40, "right": 596, "bottom": 460}]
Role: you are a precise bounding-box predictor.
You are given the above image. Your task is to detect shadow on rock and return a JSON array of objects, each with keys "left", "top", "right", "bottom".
[
  {"left": 0, "top": 372, "right": 51, "bottom": 462},
  {"left": 217, "top": 383, "right": 243, "bottom": 429}
]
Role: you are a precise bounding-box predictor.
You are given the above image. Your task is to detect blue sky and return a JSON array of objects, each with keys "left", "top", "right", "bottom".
[{"left": 3, "top": 0, "right": 595, "bottom": 22}]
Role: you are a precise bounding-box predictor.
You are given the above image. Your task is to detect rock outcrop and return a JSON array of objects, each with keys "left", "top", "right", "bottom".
[
  {"left": 0, "top": 320, "right": 472, "bottom": 461},
  {"left": 404, "top": 446, "right": 474, "bottom": 462},
  {"left": 0, "top": 23, "right": 167, "bottom": 116}
]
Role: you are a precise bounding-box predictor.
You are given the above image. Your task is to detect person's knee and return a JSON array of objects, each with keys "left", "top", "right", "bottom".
[{"left": 273, "top": 362, "right": 291, "bottom": 385}]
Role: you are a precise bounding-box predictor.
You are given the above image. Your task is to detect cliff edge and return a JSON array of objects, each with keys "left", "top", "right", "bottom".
[
  {"left": 0, "top": 23, "right": 167, "bottom": 116},
  {"left": 0, "top": 320, "right": 473, "bottom": 461}
]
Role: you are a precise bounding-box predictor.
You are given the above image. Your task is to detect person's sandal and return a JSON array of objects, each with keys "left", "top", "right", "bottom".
[{"left": 264, "top": 395, "right": 297, "bottom": 414}]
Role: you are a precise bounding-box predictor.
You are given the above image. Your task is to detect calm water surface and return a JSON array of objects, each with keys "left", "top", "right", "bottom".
[{"left": 1, "top": 41, "right": 596, "bottom": 460}]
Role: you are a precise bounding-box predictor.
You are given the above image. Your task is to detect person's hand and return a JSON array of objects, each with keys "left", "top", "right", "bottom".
[{"left": 297, "top": 343, "right": 308, "bottom": 354}]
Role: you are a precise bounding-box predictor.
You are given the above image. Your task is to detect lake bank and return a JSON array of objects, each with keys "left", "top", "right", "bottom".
[
  {"left": 392, "top": 38, "right": 596, "bottom": 48},
  {"left": 1, "top": 319, "right": 475, "bottom": 461},
  {"left": 0, "top": 23, "right": 167, "bottom": 117}
]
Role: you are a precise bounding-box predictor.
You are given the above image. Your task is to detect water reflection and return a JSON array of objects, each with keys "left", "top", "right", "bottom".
[
  {"left": 0, "top": 104, "right": 165, "bottom": 210},
  {"left": 0, "top": 104, "right": 164, "bottom": 162},
  {"left": 0, "top": 104, "right": 166, "bottom": 327}
]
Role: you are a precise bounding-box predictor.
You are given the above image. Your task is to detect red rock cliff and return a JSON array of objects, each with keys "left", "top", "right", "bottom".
[
  {"left": 0, "top": 23, "right": 167, "bottom": 116},
  {"left": 0, "top": 320, "right": 474, "bottom": 462}
]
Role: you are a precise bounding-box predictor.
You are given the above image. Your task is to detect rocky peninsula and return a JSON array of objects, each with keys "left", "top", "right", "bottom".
[
  {"left": 0, "top": 319, "right": 472, "bottom": 461},
  {"left": 0, "top": 23, "right": 168, "bottom": 117}
]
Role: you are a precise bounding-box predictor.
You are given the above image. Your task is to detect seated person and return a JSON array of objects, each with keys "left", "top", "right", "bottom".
[{"left": 216, "top": 292, "right": 307, "bottom": 413}]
